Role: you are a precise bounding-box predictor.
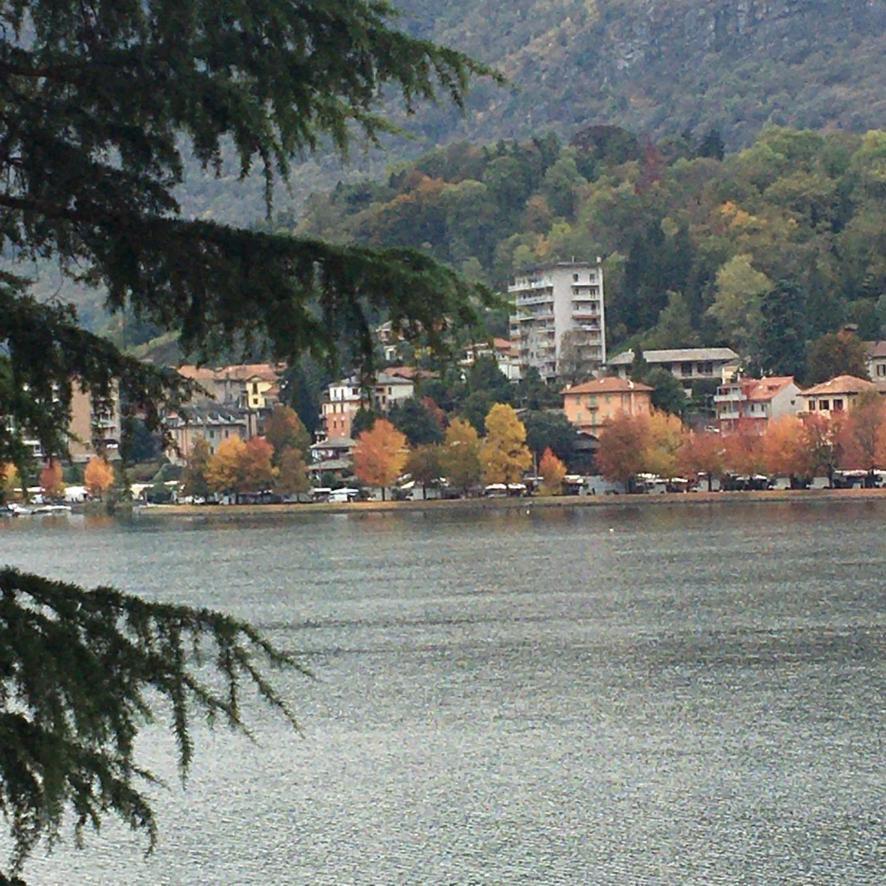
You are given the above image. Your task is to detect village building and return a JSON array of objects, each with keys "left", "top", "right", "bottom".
[
  {"left": 607, "top": 347, "right": 740, "bottom": 396},
  {"left": 561, "top": 377, "right": 653, "bottom": 436},
  {"left": 460, "top": 338, "right": 522, "bottom": 382},
  {"left": 165, "top": 406, "right": 248, "bottom": 464},
  {"left": 713, "top": 376, "right": 802, "bottom": 433},
  {"left": 509, "top": 261, "right": 607, "bottom": 382},
  {"left": 863, "top": 340, "right": 886, "bottom": 388},
  {"left": 798, "top": 375, "right": 879, "bottom": 417},
  {"left": 320, "top": 372, "right": 415, "bottom": 440}
]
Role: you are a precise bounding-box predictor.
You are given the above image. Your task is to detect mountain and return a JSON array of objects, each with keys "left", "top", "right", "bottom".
[{"left": 178, "top": 0, "right": 885, "bottom": 225}]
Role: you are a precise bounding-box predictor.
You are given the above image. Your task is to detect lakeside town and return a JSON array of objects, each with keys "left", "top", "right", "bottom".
[{"left": 4, "top": 260, "right": 886, "bottom": 512}]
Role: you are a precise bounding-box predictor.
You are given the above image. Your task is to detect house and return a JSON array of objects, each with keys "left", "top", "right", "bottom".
[
  {"left": 714, "top": 376, "right": 802, "bottom": 433},
  {"left": 509, "top": 260, "right": 607, "bottom": 381},
  {"left": 165, "top": 406, "right": 248, "bottom": 464},
  {"left": 319, "top": 372, "right": 415, "bottom": 440},
  {"left": 864, "top": 341, "right": 886, "bottom": 388},
  {"left": 561, "top": 377, "right": 653, "bottom": 436},
  {"left": 308, "top": 437, "right": 355, "bottom": 481},
  {"left": 461, "top": 338, "right": 522, "bottom": 382},
  {"left": 607, "top": 348, "right": 740, "bottom": 396},
  {"left": 798, "top": 375, "right": 879, "bottom": 417},
  {"left": 177, "top": 363, "right": 284, "bottom": 436},
  {"left": 67, "top": 382, "right": 122, "bottom": 463}
]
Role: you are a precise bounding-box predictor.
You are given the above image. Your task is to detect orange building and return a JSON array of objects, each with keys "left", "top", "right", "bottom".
[{"left": 561, "top": 377, "right": 653, "bottom": 435}]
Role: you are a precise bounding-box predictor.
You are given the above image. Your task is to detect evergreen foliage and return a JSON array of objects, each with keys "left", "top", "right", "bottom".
[{"left": 0, "top": 2, "right": 491, "bottom": 877}]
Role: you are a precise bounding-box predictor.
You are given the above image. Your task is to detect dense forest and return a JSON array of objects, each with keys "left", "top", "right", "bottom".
[
  {"left": 294, "top": 125, "right": 886, "bottom": 361},
  {"left": 176, "top": 0, "right": 886, "bottom": 224}
]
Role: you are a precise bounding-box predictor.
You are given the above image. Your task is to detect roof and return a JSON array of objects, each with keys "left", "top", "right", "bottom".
[
  {"left": 745, "top": 377, "right": 797, "bottom": 401},
  {"left": 863, "top": 340, "right": 886, "bottom": 359},
  {"left": 801, "top": 375, "right": 877, "bottom": 396},
  {"left": 310, "top": 437, "right": 355, "bottom": 450},
  {"left": 383, "top": 366, "right": 438, "bottom": 381},
  {"left": 307, "top": 458, "right": 352, "bottom": 472},
  {"left": 165, "top": 404, "right": 247, "bottom": 426},
  {"left": 561, "top": 377, "right": 654, "bottom": 395},
  {"left": 374, "top": 372, "right": 415, "bottom": 386},
  {"left": 177, "top": 363, "right": 284, "bottom": 383},
  {"left": 608, "top": 348, "right": 740, "bottom": 366}
]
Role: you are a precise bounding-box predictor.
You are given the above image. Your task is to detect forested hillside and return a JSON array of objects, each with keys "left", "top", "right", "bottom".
[
  {"left": 295, "top": 125, "right": 886, "bottom": 357},
  {"left": 179, "top": 0, "right": 885, "bottom": 224}
]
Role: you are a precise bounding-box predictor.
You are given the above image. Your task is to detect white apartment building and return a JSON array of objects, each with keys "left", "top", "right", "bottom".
[{"left": 508, "top": 261, "right": 606, "bottom": 382}]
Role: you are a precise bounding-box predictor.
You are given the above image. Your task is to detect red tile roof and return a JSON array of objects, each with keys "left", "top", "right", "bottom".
[
  {"left": 746, "top": 376, "right": 796, "bottom": 401},
  {"left": 801, "top": 375, "right": 877, "bottom": 396},
  {"left": 562, "top": 377, "right": 654, "bottom": 395}
]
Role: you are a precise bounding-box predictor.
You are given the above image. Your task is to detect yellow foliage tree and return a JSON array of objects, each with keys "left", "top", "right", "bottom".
[
  {"left": 1, "top": 462, "right": 22, "bottom": 502},
  {"left": 439, "top": 418, "right": 482, "bottom": 495},
  {"left": 353, "top": 418, "right": 407, "bottom": 500},
  {"left": 84, "top": 456, "right": 114, "bottom": 499},
  {"left": 538, "top": 447, "right": 566, "bottom": 495},
  {"left": 206, "top": 436, "right": 247, "bottom": 495},
  {"left": 642, "top": 411, "right": 686, "bottom": 478},
  {"left": 480, "top": 403, "right": 532, "bottom": 485}
]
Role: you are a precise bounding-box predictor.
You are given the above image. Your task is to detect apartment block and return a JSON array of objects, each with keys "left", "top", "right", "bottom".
[{"left": 509, "top": 261, "right": 606, "bottom": 382}]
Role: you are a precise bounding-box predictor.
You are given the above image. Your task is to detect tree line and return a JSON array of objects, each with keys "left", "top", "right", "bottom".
[{"left": 597, "top": 392, "right": 886, "bottom": 491}]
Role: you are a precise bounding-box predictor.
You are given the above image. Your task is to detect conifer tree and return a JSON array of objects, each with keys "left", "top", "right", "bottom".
[{"left": 0, "top": 2, "right": 491, "bottom": 878}]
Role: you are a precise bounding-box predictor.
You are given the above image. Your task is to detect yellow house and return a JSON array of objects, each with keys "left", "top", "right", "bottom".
[
  {"left": 799, "top": 375, "right": 879, "bottom": 417},
  {"left": 561, "top": 377, "right": 653, "bottom": 435}
]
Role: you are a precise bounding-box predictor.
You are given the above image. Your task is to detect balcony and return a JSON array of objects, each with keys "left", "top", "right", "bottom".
[
  {"left": 713, "top": 391, "right": 743, "bottom": 403},
  {"left": 718, "top": 409, "right": 740, "bottom": 421}
]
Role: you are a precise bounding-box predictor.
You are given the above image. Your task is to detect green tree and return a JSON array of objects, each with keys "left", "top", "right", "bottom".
[
  {"left": 0, "top": 2, "right": 489, "bottom": 877},
  {"left": 350, "top": 407, "right": 379, "bottom": 439},
  {"left": 387, "top": 398, "right": 443, "bottom": 446},
  {"left": 806, "top": 330, "right": 871, "bottom": 384},
  {"left": 263, "top": 405, "right": 311, "bottom": 462},
  {"left": 522, "top": 411, "right": 577, "bottom": 467},
  {"left": 405, "top": 444, "right": 443, "bottom": 499},
  {"left": 758, "top": 280, "right": 808, "bottom": 378},
  {"left": 180, "top": 437, "right": 212, "bottom": 500},
  {"left": 706, "top": 254, "right": 771, "bottom": 355},
  {"left": 644, "top": 368, "right": 688, "bottom": 416}
]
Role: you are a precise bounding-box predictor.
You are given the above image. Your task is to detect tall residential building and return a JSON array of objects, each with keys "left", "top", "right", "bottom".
[{"left": 508, "top": 261, "right": 606, "bottom": 382}]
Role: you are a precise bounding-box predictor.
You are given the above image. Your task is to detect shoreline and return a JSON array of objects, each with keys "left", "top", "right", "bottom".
[{"left": 140, "top": 487, "right": 886, "bottom": 519}]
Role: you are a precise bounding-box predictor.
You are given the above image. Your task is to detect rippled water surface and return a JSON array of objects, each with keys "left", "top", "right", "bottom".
[{"left": 1, "top": 501, "right": 883, "bottom": 884}]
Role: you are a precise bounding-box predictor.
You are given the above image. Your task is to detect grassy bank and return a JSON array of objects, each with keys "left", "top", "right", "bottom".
[{"left": 141, "top": 487, "right": 886, "bottom": 519}]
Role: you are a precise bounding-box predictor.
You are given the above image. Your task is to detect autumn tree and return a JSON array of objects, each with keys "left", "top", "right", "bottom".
[
  {"left": 643, "top": 411, "right": 686, "bottom": 478},
  {"left": 838, "top": 390, "right": 886, "bottom": 478},
  {"left": 263, "top": 405, "right": 311, "bottom": 462},
  {"left": 722, "top": 420, "right": 767, "bottom": 477},
  {"left": 480, "top": 403, "right": 532, "bottom": 485},
  {"left": 240, "top": 437, "right": 276, "bottom": 494},
  {"left": 353, "top": 419, "right": 408, "bottom": 500},
  {"left": 539, "top": 447, "right": 567, "bottom": 495},
  {"left": 802, "top": 413, "right": 844, "bottom": 487},
  {"left": 405, "top": 445, "right": 443, "bottom": 500},
  {"left": 180, "top": 437, "right": 212, "bottom": 500},
  {"left": 678, "top": 430, "right": 724, "bottom": 491},
  {"left": 275, "top": 447, "right": 310, "bottom": 496},
  {"left": 596, "top": 413, "right": 649, "bottom": 490},
  {"left": 39, "top": 460, "right": 65, "bottom": 500},
  {"left": 206, "top": 437, "right": 248, "bottom": 497},
  {"left": 84, "top": 456, "right": 115, "bottom": 500},
  {"left": 762, "top": 416, "right": 814, "bottom": 487},
  {"left": 0, "top": 1, "right": 489, "bottom": 876},
  {"left": 439, "top": 418, "right": 483, "bottom": 495},
  {"left": 1, "top": 462, "right": 22, "bottom": 502}
]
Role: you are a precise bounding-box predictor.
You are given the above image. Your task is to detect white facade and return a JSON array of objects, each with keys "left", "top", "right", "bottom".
[{"left": 508, "top": 261, "right": 606, "bottom": 381}]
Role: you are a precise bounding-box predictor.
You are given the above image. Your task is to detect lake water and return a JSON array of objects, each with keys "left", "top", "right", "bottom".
[{"left": 1, "top": 501, "right": 883, "bottom": 884}]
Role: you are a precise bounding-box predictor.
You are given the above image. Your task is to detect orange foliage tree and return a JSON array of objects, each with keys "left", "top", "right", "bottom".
[
  {"left": 596, "top": 413, "right": 649, "bottom": 490},
  {"left": 206, "top": 436, "right": 248, "bottom": 496},
  {"left": 263, "top": 405, "right": 310, "bottom": 461},
  {"left": 678, "top": 430, "right": 724, "bottom": 491},
  {"left": 353, "top": 418, "right": 407, "bottom": 500},
  {"left": 239, "top": 437, "right": 275, "bottom": 493},
  {"left": 39, "top": 460, "right": 65, "bottom": 499},
  {"left": 802, "top": 413, "right": 844, "bottom": 487},
  {"left": 838, "top": 390, "right": 886, "bottom": 475},
  {"left": 84, "top": 456, "right": 114, "bottom": 499},
  {"left": 275, "top": 447, "right": 309, "bottom": 496},
  {"left": 723, "top": 419, "right": 766, "bottom": 476},
  {"left": 539, "top": 447, "right": 566, "bottom": 495},
  {"left": 761, "top": 416, "right": 814, "bottom": 487}
]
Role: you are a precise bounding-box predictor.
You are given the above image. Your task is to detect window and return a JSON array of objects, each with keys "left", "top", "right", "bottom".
[
  {"left": 878, "top": 365, "right": 885, "bottom": 377},
  {"left": 819, "top": 399, "right": 830, "bottom": 411},
  {"left": 681, "top": 362, "right": 692, "bottom": 376},
  {"left": 573, "top": 273, "right": 579, "bottom": 282},
  {"left": 832, "top": 399, "right": 844, "bottom": 411},
  {"left": 252, "top": 382, "right": 259, "bottom": 394}
]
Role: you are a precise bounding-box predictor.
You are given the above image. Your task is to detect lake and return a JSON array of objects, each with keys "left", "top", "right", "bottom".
[{"left": 1, "top": 501, "right": 883, "bottom": 884}]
